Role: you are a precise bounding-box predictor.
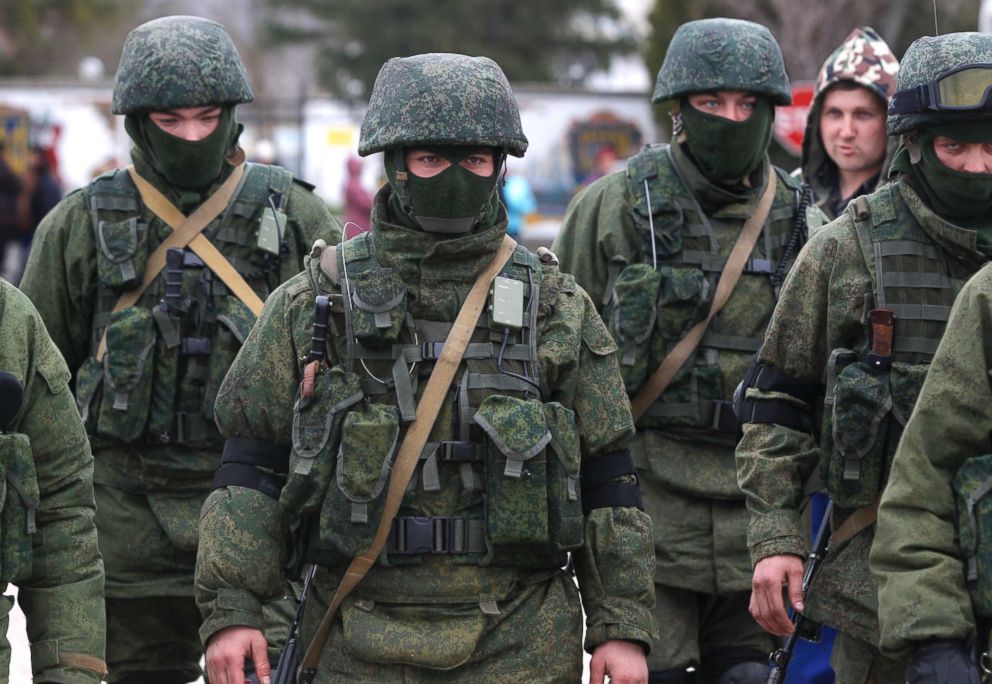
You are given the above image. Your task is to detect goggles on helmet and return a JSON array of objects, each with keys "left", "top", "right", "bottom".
[{"left": 889, "top": 64, "right": 992, "bottom": 115}]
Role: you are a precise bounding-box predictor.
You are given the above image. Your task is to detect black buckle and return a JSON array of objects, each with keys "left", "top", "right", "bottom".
[
  {"left": 421, "top": 342, "right": 444, "bottom": 360},
  {"left": 437, "top": 441, "right": 482, "bottom": 462},
  {"left": 391, "top": 516, "right": 447, "bottom": 554},
  {"left": 181, "top": 337, "right": 211, "bottom": 356}
]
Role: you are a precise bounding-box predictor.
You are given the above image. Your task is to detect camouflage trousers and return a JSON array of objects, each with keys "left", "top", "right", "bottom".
[
  {"left": 648, "top": 584, "right": 775, "bottom": 676},
  {"left": 96, "top": 483, "right": 295, "bottom": 682},
  {"left": 830, "top": 631, "right": 907, "bottom": 684},
  {"left": 297, "top": 570, "right": 583, "bottom": 682}
]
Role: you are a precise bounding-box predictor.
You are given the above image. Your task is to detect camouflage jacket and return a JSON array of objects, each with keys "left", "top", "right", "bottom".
[
  {"left": 871, "top": 264, "right": 992, "bottom": 656},
  {"left": 196, "top": 188, "right": 656, "bottom": 654},
  {"left": 0, "top": 280, "right": 105, "bottom": 683},
  {"left": 552, "top": 142, "right": 811, "bottom": 593},
  {"left": 738, "top": 179, "right": 989, "bottom": 644},
  {"left": 19, "top": 150, "right": 339, "bottom": 491}
]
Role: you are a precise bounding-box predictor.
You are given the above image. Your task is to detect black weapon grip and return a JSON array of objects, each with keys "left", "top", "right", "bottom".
[{"left": 0, "top": 371, "right": 24, "bottom": 432}]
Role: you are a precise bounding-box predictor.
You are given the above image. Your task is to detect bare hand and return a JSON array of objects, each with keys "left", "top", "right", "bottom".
[
  {"left": 205, "top": 625, "right": 270, "bottom": 684},
  {"left": 750, "top": 553, "right": 805, "bottom": 636},
  {"left": 589, "top": 639, "right": 647, "bottom": 684}
]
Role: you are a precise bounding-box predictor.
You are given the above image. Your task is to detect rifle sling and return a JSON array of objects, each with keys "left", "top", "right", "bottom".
[
  {"left": 95, "top": 162, "right": 253, "bottom": 361},
  {"left": 829, "top": 494, "right": 882, "bottom": 546},
  {"left": 297, "top": 235, "right": 518, "bottom": 682},
  {"left": 629, "top": 172, "right": 777, "bottom": 421}
]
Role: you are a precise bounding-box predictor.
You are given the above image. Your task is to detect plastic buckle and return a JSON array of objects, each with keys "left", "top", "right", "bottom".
[{"left": 421, "top": 342, "right": 444, "bottom": 360}]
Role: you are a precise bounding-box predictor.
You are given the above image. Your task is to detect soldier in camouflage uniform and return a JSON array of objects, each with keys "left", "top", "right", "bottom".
[
  {"left": 19, "top": 16, "right": 340, "bottom": 683},
  {"left": 738, "top": 31, "right": 992, "bottom": 684},
  {"left": 552, "top": 17, "right": 819, "bottom": 684},
  {"left": 0, "top": 278, "right": 105, "bottom": 682},
  {"left": 197, "top": 53, "right": 656, "bottom": 683},
  {"left": 801, "top": 27, "right": 899, "bottom": 220}
]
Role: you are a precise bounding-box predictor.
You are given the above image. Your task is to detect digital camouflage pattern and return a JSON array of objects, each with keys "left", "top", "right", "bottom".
[
  {"left": 358, "top": 53, "right": 528, "bottom": 157},
  {"left": 0, "top": 280, "right": 105, "bottom": 683},
  {"left": 552, "top": 140, "right": 804, "bottom": 669},
  {"left": 737, "top": 180, "right": 989, "bottom": 662},
  {"left": 112, "top": 15, "right": 254, "bottom": 115},
  {"left": 196, "top": 187, "right": 656, "bottom": 678},
  {"left": 802, "top": 27, "right": 899, "bottom": 219},
  {"left": 652, "top": 18, "right": 791, "bottom": 106},
  {"left": 888, "top": 32, "right": 992, "bottom": 135},
  {"left": 872, "top": 264, "right": 992, "bottom": 656}
]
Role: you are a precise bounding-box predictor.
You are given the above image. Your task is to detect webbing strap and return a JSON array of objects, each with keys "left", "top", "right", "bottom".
[
  {"left": 95, "top": 163, "right": 249, "bottom": 361},
  {"left": 829, "top": 494, "right": 881, "bottom": 546},
  {"left": 298, "top": 235, "right": 518, "bottom": 681},
  {"left": 889, "top": 303, "right": 951, "bottom": 322},
  {"left": 876, "top": 240, "right": 939, "bottom": 259},
  {"left": 880, "top": 271, "right": 950, "bottom": 289},
  {"left": 629, "top": 174, "right": 777, "bottom": 421},
  {"left": 893, "top": 335, "right": 940, "bottom": 356}
]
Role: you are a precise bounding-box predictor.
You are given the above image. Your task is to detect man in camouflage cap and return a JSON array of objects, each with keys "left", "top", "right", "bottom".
[
  {"left": 0, "top": 278, "right": 105, "bottom": 682},
  {"left": 739, "top": 31, "right": 992, "bottom": 684},
  {"left": 868, "top": 33, "right": 992, "bottom": 684},
  {"left": 197, "top": 52, "right": 656, "bottom": 683},
  {"left": 801, "top": 27, "right": 899, "bottom": 219},
  {"left": 553, "top": 17, "right": 819, "bottom": 684},
  {"left": 19, "top": 15, "right": 340, "bottom": 683}
]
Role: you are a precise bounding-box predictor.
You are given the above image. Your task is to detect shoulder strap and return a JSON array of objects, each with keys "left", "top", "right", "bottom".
[
  {"left": 629, "top": 172, "right": 777, "bottom": 421},
  {"left": 297, "top": 235, "right": 519, "bottom": 682},
  {"left": 95, "top": 163, "right": 250, "bottom": 360}
]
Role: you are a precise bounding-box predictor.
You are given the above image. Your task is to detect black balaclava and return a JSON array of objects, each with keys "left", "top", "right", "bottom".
[{"left": 384, "top": 146, "right": 503, "bottom": 234}]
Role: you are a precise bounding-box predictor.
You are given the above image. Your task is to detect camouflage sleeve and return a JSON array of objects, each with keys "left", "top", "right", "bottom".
[
  {"left": 19, "top": 191, "right": 99, "bottom": 374},
  {"left": 551, "top": 171, "right": 638, "bottom": 313},
  {"left": 871, "top": 267, "right": 992, "bottom": 655},
  {"left": 542, "top": 281, "right": 655, "bottom": 651},
  {"left": 196, "top": 273, "right": 314, "bottom": 643},
  {"left": 2, "top": 284, "right": 105, "bottom": 683},
  {"left": 278, "top": 181, "right": 343, "bottom": 284},
  {"left": 736, "top": 217, "right": 868, "bottom": 565}
]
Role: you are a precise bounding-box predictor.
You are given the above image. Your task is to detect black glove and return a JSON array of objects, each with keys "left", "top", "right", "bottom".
[{"left": 907, "top": 638, "right": 981, "bottom": 684}]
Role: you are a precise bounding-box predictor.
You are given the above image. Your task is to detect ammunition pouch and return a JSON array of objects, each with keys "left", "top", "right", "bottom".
[
  {"left": 0, "top": 432, "right": 38, "bottom": 583},
  {"left": 953, "top": 454, "right": 992, "bottom": 620},
  {"left": 349, "top": 267, "right": 408, "bottom": 348},
  {"left": 95, "top": 216, "right": 149, "bottom": 290}
]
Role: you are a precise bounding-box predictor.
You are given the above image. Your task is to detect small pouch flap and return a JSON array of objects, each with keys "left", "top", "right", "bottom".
[
  {"left": 336, "top": 403, "right": 401, "bottom": 502},
  {"left": 610, "top": 263, "right": 661, "bottom": 345},
  {"left": 544, "top": 402, "right": 580, "bottom": 479},
  {"left": 96, "top": 217, "right": 147, "bottom": 289},
  {"left": 473, "top": 395, "right": 551, "bottom": 477},
  {"left": 103, "top": 306, "right": 156, "bottom": 398},
  {"left": 832, "top": 362, "right": 892, "bottom": 463}
]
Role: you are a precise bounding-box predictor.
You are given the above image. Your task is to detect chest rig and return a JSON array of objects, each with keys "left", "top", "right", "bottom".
[
  {"left": 606, "top": 144, "right": 804, "bottom": 432},
  {"left": 286, "top": 232, "right": 584, "bottom": 571},
  {"left": 74, "top": 163, "right": 293, "bottom": 452},
  {"left": 822, "top": 183, "right": 977, "bottom": 508}
]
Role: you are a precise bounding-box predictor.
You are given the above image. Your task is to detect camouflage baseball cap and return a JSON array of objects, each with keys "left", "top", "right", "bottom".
[
  {"left": 814, "top": 27, "right": 899, "bottom": 103},
  {"left": 112, "top": 15, "right": 254, "bottom": 115},
  {"left": 888, "top": 32, "right": 992, "bottom": 135},
  {"left": 652, "top": 18, "right": 791, "bottom": 106},
  {"left": 359, "top": 53, "right": 529, "bottom": 157}
]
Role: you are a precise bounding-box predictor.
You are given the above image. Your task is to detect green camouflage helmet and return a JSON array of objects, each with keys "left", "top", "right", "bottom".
[
  {"left": 111, "top": 15, "right": 254, "bottom": 115},
  {"left": 358, "top": 53, "right": 529, "bottom": 157},
  {"left": 888, "top": 32, "right": 992, "bottom": 135},
  {"left": 652, "top": 18, "right": 791, "bottom": 106}
]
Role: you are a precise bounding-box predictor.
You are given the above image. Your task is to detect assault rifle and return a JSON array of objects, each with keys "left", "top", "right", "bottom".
[
  {"left": 766, "top": 500, "right": 835, "bottom": 684},
  {"left": 273, "top": 564, "right": 318, "bottom": 684}
]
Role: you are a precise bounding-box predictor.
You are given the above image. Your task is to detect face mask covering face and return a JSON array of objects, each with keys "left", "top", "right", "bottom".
[{"left": 680, "top": 96, "right": 774, "bottom": 184}]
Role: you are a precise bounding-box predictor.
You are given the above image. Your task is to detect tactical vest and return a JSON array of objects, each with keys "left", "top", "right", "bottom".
[
  {"left": 282, "top": 232, "right": 584, "bottom": 570},
  {"left": 822, "top": 183, "right": 975, "bottom": 508},
  {"left": 74, "top": 163, "right": 294, "bottom": 454},
  {"left": 605, "top": 144, "right": 807, "bottom": 432}
]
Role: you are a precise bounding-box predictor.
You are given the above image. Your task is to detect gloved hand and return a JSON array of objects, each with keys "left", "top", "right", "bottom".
[{"left": 907, "top": 638, "right": 981, "bottom": 684}]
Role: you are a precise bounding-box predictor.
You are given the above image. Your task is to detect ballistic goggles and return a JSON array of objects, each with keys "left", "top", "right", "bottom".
[{"left": 889, "top": 64, "right": 992, "bottom": 115}]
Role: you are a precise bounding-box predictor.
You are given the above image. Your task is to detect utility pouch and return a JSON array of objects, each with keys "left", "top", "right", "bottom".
[
  {"left": 282, "top": 367, "right": 364, "bottom": 514},
  {"left": 96, "top": 306, "right": 156, "bottom": 443},
  {"left": 0, "top": 433, "right": 39, "bottom": 583},
  {"left": 953, "top": 454, "right": 992, "bottom": 619},
  {"left": 202, "top": 298, "right": 257, "bottom": 421},
  {"left": 350, "top": 267, "right": 408, "bottom": 348},
  {"left": 604, "top": 263, "right": 661, "bottom": 394},
  {"left": 474, "top": 395, "right": 551, "bottom": 547},
  {"left": 656, "top": 264, "right": 709, "bottom": 342},
  {"left": 826, "top": 360, "right": 892, "bottom": 508},
  {"left": 544, "top": 402, "right": 583, "bottom": 551},
  {"left": 95, "top": 217, "right": 148, "bottom": 290},
  {"left": 319, "top": 403, "right": 401, "bottom": 557}
]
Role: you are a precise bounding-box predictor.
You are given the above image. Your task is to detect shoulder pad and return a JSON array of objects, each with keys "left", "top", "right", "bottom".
[
  {"left": 773, "top": 166, "right": 803, "bottom": 191},
  {"left": 626, "top": 144, "right": 668, "bottom": 185},
  {"left": 292, "top": 177, "right": 316, "bottom": 192},
  {"left": 536, "top": 246, "right": 559, "bottom": 265},
  {"left": 319, "top": 244, "right": 340, "bottom": 284}
]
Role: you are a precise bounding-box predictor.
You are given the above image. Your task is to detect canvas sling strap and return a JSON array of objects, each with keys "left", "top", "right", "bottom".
[
  {"left": 94, "top": 162, "right": 253, "bottom": 361},
  {"left": 297, "top": 235, "right": 519, "bottom": 683},
  {"left": 629, "top": 172, "right": 777, "bottom": 421},
  {"left": 829, "top": 493, "right": 882, "bottom": 546}
]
